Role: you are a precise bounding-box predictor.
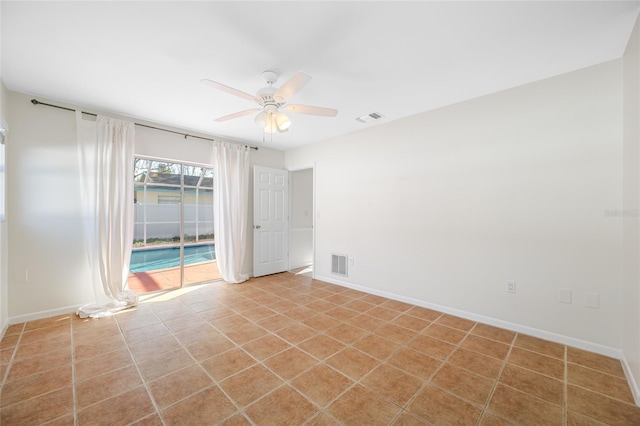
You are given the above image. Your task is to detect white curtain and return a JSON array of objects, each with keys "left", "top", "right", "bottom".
[
  {"left": 76, "top": 112, "right": 138, "bottom": 318},
  {"left": 213, "top": 141, "right": 250, "bottom": 284}
]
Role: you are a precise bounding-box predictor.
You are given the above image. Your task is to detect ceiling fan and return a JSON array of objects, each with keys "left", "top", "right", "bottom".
[{"left": 201, "top": 71, "right": 338, "bottom": 133}]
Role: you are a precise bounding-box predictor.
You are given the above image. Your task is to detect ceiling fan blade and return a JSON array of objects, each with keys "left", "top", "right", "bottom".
[
  {"left": 274, "top": 72, "right": 312, "bottom": 102},
  {"left": 285, "top": 104, "right": 338, "bottom": 117},
  {"left": 214, "top": 108, "right": 260, "bottom": 122},
  {"left": 201, "top": 79, "right": 259, "bottom": 103}
]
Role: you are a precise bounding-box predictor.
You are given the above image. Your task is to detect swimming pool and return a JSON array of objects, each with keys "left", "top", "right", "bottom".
[{"left": 130, "top": 244, "right": 216, "bottom": 273}]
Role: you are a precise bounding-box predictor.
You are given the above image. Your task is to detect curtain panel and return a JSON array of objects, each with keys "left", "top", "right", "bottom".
[
  {"left": 213, "top": 141, "right": 250, "bottom": 284},
  {"left": 76, "top": 112, "right": 138, "bottom": 318}
]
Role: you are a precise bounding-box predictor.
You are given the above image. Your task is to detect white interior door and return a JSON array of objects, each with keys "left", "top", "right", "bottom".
[{"left": 253, "top": 166, "right": 289, "bottom": 277}]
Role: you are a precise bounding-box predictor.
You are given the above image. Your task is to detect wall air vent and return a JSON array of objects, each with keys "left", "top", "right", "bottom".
[
  {"left": 331, "top": 254, "right": 348, "bottom": 277},
  {"left": 356, "top": 112, "right": 385, "bottom": 123}
]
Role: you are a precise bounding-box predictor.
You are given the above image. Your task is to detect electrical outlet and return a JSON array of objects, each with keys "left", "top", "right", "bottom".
[
  {"left": 506, "top": 280, "right": 516, "bottom": 293},
  {"left": 349, "top": 257, "right": 354, "bottom": 266}
]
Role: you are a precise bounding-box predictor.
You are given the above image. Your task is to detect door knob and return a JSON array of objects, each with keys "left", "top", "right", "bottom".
[{"left": 255, "top": 225, "right": 261, "bottom": 229}]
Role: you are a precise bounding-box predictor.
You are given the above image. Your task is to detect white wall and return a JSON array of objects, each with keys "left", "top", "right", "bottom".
[
  {"left": 286, "top": 60, "right": 623, "bottom": 350},
  {"left": 290, "top": 168, "right": 313, "bottom": 269},
  {"left": 7, "top": 91, "right": 94, "bottom": 319},
  {"left": 0, "top": 79, "right": 8, "bottom": 334},
  {"left": 623, "top": 13, "right": 640, "bottom": 403},
  {"left": 6, "top": 91, "right": 283, "bottom": 320}
]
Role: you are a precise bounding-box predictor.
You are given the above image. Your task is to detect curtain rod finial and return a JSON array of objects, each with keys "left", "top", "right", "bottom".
[{"left": 31, "top": 99, "right": 39, "bottom": 105}]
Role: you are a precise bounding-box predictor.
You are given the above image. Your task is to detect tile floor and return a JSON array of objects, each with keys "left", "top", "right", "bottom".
[{"left": 1, "top": 272, "right": 639, "bottom": 425}]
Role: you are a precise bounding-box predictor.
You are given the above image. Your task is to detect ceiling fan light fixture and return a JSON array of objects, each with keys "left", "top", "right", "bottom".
[
  {"left": 255, "top": 110, "right": 269, "bottom": 126},
  {"left": 263, "top": 112, "right": 278, "bottom": 133},
  {"left": 275, "top": 112, "right": 291, "bottom": 132}
]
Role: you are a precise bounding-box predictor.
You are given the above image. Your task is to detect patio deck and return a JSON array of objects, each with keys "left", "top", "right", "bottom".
[{"left": 127, "top": 261, "right": 221, "bottom": 293}]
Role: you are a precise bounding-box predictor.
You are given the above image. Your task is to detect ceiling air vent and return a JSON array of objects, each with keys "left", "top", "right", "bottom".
[
  {"left": 331, "top": 254, "right": 348, "bottom": 277},
  {"left": 356, "top": 112, "right": 384, "bottom": 123}
]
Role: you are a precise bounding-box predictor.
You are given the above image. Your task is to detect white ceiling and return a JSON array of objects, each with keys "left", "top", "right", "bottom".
[{"left": 2, "top": 1, "right": 639, "bottom": 151}]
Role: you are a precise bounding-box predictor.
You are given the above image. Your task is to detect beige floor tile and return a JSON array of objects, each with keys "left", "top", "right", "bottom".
[
  {"left": 291, "top": 364, "right": 353, "bottom": 406},
  {"left": 223, "top": 322, "right": 269, "bottom": 345},
  {"left": 391, "top": 411, "right": 430, "bottom": 425},
  {"left": 136, "top": 347, "right": 195, "bottom": 382},
  {"left": 301, "top": 314, "right": 341, "bottom": 331},
  {"left": 7, "top": 347, "right": 72, "bottom": 381},
  {"left": 201, "top": 347, "right": 256, "bottom": 381},
  {"left": 148, "top": 364, "right": 213, "bottom": 408},
  {"left": 245, "top": 385, "right": 319, "bottom": 425},
  {"left": 448, "top": 348, "right": 504, "bottom": 380},
  {"left": 391, "top": 313, "right": 431, "bottom": 331},
  {"left": 263, "top": 347, "right": 318, "bottom": 380},
  {"left": 1, "top": 386, "right": 74, "bottom": 425},
  {"left": 161, "top": 386, "right": 237, "bottom": 426},
  {"left": 514, "top": 334, "right": 565, "bottom": 359},
  {"left": 567, "top": 384, "right": 640, "bottom": 425},
  {"left": 75, "top": 347, "right": 134, "bottom": 382},
  {"left": 324, "top": 323, "right": 367, "bottom": 344},
  {"left": 507, "top": 346, "right": 564, "bottom": 380},
  {"left": 478, "top": 412, "right": 514, "bottom": 425},
  {"left": 435, "top": 314, "right": 476, "bottom": 332},
  {"left": 306, "top": 411, "right": 343, "bottom": 426},
  {"left": 241, "top": 334, "right": 290, "bottom": 360},
  {"left": 499, "top": 364, "right": 564, "bottom": 405},
  {"left": 327, "top": 384, "right": 402, "bottom": 425},
  {"left": 1, "top": 364, "right": 71, "bottom": 407},
  {"left": 325, "top": 347, "right": 379, "bottom": 380},
  {"left": 184, "top": 333, "right": 235, "bottom": 361},
  {"left": 298, "top": 334, "right": 345, "bottom": 360},
  {"left": 566, "top": 410, "right": 609, "bottom": 425},
  {"left": 406, "top": 306, "right": 442, "bottom": 321},
  {"left": 76, "top": 364, "right": 143, "bottom": 409},
  {"left": 567, "top": 362, "right": 634, "bottom": 403},
  {"left": 382, "top": 299, "right": 415, "bottom": 313},
  {"left": 432, "top": 363, "right": 495, "bottom": 406},
  {"left": 488, "top": 384, "right": 563, "bottom": 425},
  {"left": 361, "top": 363, "right": 423, "bottom": 406},
  {"left": 2, "top": 272, "right": 637, "bottom": 425},
  {"left": 219, "top": 364, "right": 283, "bottom": 407},
  {"left": 406, "top": 334, "right": 456, "bottom": 360},
  {"left": 461, "top": 334, "right": 510, "bottom": 360},
  {"left": 387, "top": 347, "right": 441, "bottom": 380},
  {"left": 422, "top": 323, "right": 467, "bottom": 345},
  {"left": 346, "top": 314, "right": 386, "bottom": 332},
  {"left": 374, "top": 323, "right": 417, "bottom": 345},
  {"left": 567, "top": 346, "right": 625, "bottom": 378},
  {"left": 471, "top": 323, "right": 516, "bottom": 344},
  {"left": 77, "top": 385, "right": 155, "bottom": 426},
  {"left": 408, "top": 385, "right": 482, "bottom": 425}
]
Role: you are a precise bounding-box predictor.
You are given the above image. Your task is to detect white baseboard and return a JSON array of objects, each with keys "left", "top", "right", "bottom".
[
  {"left": 316, "top": 274, "right": 623, "bottom": 359},
  {"left": 621, "top": 354, "right": 640, "bottom": 406},
  {"left": 8, "top": 304, "right": 83, "bottom": 325}
]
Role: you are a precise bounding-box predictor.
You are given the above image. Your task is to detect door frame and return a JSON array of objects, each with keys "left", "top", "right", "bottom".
[{"left": 288, "top": 163, "right": 316, "bottom": 278}]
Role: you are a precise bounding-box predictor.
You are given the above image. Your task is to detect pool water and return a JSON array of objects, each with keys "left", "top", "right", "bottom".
[{"left": 130, "top": 244, "right": 216, "bottom": 273}]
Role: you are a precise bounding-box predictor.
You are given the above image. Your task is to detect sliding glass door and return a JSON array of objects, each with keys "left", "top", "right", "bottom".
[{"left": 128, "top": 157, "right": 220, "bottom": 293}]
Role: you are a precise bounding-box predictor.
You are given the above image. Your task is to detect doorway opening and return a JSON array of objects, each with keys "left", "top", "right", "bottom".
[
  {"left": 290, "top": 167, "right": 314, "bottom": 277},
  {"left": 127, "top": 157, "right": 221, "bottom": 293}
]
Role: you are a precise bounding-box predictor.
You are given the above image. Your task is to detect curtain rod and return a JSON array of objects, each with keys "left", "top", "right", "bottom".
[{"left": 30, "top": 99, "right": 259, "bottom": 151}]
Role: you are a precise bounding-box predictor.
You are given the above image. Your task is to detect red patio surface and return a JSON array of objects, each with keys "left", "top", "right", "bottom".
[{"left": 127, "top": 261, "right": 222, "bottom": 293}]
